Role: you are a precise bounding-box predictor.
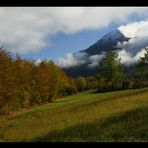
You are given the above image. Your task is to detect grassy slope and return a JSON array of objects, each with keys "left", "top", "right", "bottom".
[{"left": 0, "top": 87, "right": 148, "bottom": 142}]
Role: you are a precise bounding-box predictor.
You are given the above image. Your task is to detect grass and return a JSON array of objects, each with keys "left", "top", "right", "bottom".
[{"left": 0, "top": 87, "right": 148, "bottom": 142}]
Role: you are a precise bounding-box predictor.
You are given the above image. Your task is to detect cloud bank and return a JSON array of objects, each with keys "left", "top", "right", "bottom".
[
  {"left": 117, "top": 49, "right": 146, "bottom": 65},
  {"left": 58, "top": 48, "right": 146, "bottom": 69},
  {"left": 0, "top": 7, "right": 148, "bottom": 53},
  {"left": 118, "top": 20, "right": 148, "bottom": 54},
  {"left": 58, "top": 52, "right": 105, "bottom": 68},
  {"left": 58, "top": 52, "right": 88, "bottom": 68},
  {"left": 87, "top": 53, "right": 105, "bottom": 68}
]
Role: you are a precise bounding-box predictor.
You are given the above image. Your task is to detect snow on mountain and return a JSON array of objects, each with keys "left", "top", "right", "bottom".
[
  {"left": 100, "top": 29, "right": 124, "bottom": 43},
  {"left": 82, "top": 29, "right": 130, "bottom": 56}
]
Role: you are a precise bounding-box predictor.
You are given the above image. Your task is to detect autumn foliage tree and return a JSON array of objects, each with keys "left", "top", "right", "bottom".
[
  {"left": 0, "top": 48, "right": 77, "bottom": 115},
  {"left": 75, "top": 77, "right": 87, "bottom": 92},
  {"left": 0, "top": 48, "right": 16, "bottom": 113}
]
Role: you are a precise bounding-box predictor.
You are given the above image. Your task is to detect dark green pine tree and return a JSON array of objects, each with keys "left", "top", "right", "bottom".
[
  {"left": 135, "top": 47, "right": 148, "bottom": 87},
  {"left": 98, "top": 50, "right": 124, "bottom": 90}
]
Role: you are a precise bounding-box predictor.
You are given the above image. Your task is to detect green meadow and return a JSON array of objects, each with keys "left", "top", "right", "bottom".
[{"left": 0, "top": 87, "right": 148, "bottom": 142}]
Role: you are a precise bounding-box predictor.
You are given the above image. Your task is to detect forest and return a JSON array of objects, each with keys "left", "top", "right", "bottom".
[{"left": 0, "top": 47, "right": 148, "bottom": 115}]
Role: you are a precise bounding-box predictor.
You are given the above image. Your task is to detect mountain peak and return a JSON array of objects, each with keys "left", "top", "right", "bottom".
[
  {"left": 82, "top": 29, "right": 130, "bottom": 55},
  {"left": 101, "top": 29, "right": 123, "bottom": 42}
]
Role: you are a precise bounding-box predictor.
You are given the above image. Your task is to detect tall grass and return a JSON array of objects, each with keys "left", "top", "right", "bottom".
[{"left": 0, "top": 87, "right": 148, "bottom": 142}]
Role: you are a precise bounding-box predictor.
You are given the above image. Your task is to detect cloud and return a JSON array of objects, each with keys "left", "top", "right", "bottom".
[
  {"left": 87, "top": 53, "right": 105, "bottom": 68},
  {"left": 117, "top": 50, "right": 135, "bottom": 65},
  {"left": 58, "top": 48, "right": 146, "bottom": 68},
  {"left": 58, "top": 51, "right": 106, "bottom": 68},
  {"left": 87, "top": 49, "right": 146, "bottom": 68},
  {"left": 0, "top": 7, "right": 148, "bottom": 53},
  {"left": 118, "top": 20, "right": 148, "bottom": 54},
  {"left": 35, "top": 59, "right": 42, "bottom": 66},
  {"left": 118, "top": 20, "right": 148, "bottom": 38},
  {"left": 58, "top": 52, "right": 88, "bottom": 68},
  {"left": 134, "top": 48, "right": 147, "bottom": 60},
  {"left": 117, "top": 48, "right": 146, "bottom": 66}
]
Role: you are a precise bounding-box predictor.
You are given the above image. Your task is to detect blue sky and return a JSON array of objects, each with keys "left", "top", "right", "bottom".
[
  {"left": 20, "top": 24, "right": 118, "bottom": 62},
  {"left": 20, "top": 15, "right": 146, "bottom": 62},
  {"left": 0, "top": 7, "right": 148, "bottom": 64}
]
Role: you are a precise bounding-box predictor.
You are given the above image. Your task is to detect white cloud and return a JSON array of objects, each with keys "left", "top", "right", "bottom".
[
  {"left": 87, "top": 49, "right": 146, "bottom": 68},
  {"left": 58, "top": 51, "right": 106, "bottom": 68},
  {"left": 35, "top": 59, "right": 42, "bottom": 65},
  {"left": 118, "top": 20, "right": 148, "bottom": 38},
  {"left": 58, "top": 52, "right": 88, "bottom": 68},
  {"left": 0, "top": 7, "right": 148, "bottom": 53},
  {"left": 118, "top": 20, "right": 148, "bottom": 54},
  {"left": 134, "top": 48, "right": 146, "bottom": 60},
  {"left": 58, "top": 48, "right": 147, "bottom": 68},
  {"left": 117, "top": 48, "right": 146, "bottom": 65},
  {"left": 117, "top": 49, "right": 136, "bottom": 65},
  {"left": 88, "top": 49, "right": 147, "bottom": 68},
  {"left": 88, "top": 53, "right": 105, "bottom": 68}
]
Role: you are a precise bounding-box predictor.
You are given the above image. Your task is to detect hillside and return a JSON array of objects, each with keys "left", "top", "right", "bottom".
[{"left": 0, "top": 87, "right": 148, "bottom": 142}]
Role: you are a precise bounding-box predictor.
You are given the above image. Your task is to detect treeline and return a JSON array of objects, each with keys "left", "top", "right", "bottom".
[
  {"left": 0, "top": 47, "right": 148, "bottom": 115},
  {"left": 77, "top": 48, "right": 148, "bottom": 92}
]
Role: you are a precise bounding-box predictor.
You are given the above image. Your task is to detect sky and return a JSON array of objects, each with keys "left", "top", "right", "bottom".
[{"left": 0, "top": 7, "right": 148, "bottom": 64}]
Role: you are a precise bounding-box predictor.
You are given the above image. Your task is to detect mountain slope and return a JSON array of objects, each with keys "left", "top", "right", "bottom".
[
  {"left": 82, "top": 29, "right": 130, "bottom": 55},
  {"left": 63, "top": 29, "right": 131, "bottom": 77}
]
